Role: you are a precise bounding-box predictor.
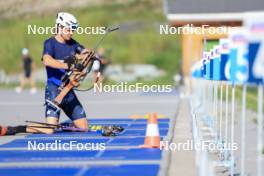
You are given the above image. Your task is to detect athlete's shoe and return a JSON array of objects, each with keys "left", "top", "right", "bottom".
[
  {"left": 0, "top": 126, "right": 16, "bottom": 136},
  {"left": 0, "top": 126, "right": 8, "bottom": 136}
]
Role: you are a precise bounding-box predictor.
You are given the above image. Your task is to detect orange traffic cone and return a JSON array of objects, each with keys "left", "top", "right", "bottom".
[{"left": 140, "top": 113, "right": 160, "bottom": 148}]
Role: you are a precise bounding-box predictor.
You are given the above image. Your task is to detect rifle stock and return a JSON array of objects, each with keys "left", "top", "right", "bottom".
[{"left": 51, "top": 26, "right": 119, "bottom": 107}]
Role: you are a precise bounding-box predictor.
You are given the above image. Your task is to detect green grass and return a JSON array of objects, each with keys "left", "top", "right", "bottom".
[
  {"left": 0, "top": 0, "right": 181, "bottom": 83},
  {"left": 235, "top": 86, "right": 259, "bottom": 112},
  {"left": 220, "top": 84, "right": 263, "bottom": 113},
  {"left": 130, "top": 73, "right": 175, "bottom": 86},
  {"left": 205, "top": 40, "right": 219, "bottom": 51},
  {"left": 217, "top": 83, "right": 264, "bottom": 128}
]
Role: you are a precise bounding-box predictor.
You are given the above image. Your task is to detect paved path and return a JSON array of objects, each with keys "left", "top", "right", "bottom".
[
  {"left": 0, "top": 89, "right": 180, "bottom": 176},
  {"left": 168, "top": 98, "right": 196, "bottom": 176}
]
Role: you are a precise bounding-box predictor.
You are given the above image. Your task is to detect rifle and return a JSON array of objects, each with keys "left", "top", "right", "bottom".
[
  {"left": 46, "top": 26, "right": 119, "bottom": 111},
  {"left": 25, "top": 120, "right": 124, "bottom": 136}
]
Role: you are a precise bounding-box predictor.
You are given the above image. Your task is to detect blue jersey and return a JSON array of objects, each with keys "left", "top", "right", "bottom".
[{"left": 42, "top": 37, "right": 84, "bottom": 86}]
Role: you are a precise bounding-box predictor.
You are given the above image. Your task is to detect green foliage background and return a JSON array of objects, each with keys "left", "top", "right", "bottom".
[{"left": 0, "top": 1, "right": 181, "bottom": 79}]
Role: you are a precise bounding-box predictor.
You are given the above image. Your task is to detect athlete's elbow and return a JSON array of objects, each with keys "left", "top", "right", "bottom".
[
  {"left": 42, "top": 57, "right": 49, "bottom": 66},
  {"left": 42, "top": 57, "right": 56, "bottom": 68}
]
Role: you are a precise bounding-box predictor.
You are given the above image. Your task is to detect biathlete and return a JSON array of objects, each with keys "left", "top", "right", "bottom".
[{"left": 0, "top": 12, "right": 122, "bottom": 136}]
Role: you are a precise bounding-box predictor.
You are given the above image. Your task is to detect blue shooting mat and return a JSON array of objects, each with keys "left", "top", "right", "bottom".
[
  {"left": 89, "top": 123, "right": 130, "bottom": 127},
  {"left": 24, "top": 117, "right": 170, "bottom": 139},
  {"left": 108, "top": 137, "right": 145, "bottom": 146},
  {"left": 0, "top": 117, "right": 169, "bottom": 176},
  {"left": 0, "top": 138, "right": 109, "bottom": 148},
  {"left": 0, "top": 148, "right": 162, "bottom": 162},
  {"left": 24, "top": 128, "right": 168, "bottom": 138},
  {"left": 0, "top": 167, "right": 80, "bottom": 176},
  {"left": 25, "top": 132, "right": 108, "bottom": 138},
  {"left": 0, "top": 150, "right": 98, "bottom": 162},
  {"left": 0, "top": 136, "right": 165, "bottom": 148},
  {"left": 99, "top": 148, "right": 162, "bottom": 160},
  {"left": 84, "top": 164, "right": 160, "bottom": 176},
  {"left": 108, "top": 136, "right": 164, "bottom": 146},
  {"left": 0, "top": 165, "right": 160, "bottom": 176}
]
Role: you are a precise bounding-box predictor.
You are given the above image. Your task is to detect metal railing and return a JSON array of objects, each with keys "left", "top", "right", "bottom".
[{"left": 189, "top": 12, "right": 264, "bottom": 176}]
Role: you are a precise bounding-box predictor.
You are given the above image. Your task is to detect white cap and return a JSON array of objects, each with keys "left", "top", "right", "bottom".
[
  {"left": 22, "top": 48, "right": 29, "bottom": 55},
  {"left": 56, "top": 12, "right": 79, "bottom": 30}
]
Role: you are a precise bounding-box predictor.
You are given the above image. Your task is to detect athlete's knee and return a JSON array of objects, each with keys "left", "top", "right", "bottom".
[
  {"left": 46, "top": 117, "right": 59, "bottom": 125},
  {"left": 73, "top": 118, "right": 88, "bottom": 131}
]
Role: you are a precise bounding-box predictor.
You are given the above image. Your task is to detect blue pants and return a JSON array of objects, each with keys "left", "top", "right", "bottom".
[{"left": 45, "top": 82, "right": 86, "bottom": 121}]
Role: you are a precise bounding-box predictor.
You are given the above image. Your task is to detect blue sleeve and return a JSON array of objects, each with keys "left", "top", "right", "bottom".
[{"left": 42, "top": 39, "right": 54, "bottom": 58}]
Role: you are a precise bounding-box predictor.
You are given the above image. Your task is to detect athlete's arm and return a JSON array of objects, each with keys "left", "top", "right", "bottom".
[{"left": 42, "top": 54, "right": 68, "bottom": 69}]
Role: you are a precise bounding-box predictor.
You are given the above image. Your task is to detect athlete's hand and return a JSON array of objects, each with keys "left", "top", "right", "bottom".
[
  {"left": 65, "top": 60, "right": 84, "bottom": 72},
  {"left": 64, "top": 56, "right": 75, "bottom": 70},
  {"left": 73, "top": 63, "right": 85, "bottom": 71},
  {"left": 69, "top": 70, "right": 85, "bottom": 87},
  {"left": 81, "top": 48, "right": 91, "bottom": 54}
]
